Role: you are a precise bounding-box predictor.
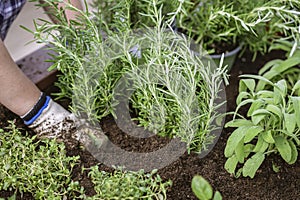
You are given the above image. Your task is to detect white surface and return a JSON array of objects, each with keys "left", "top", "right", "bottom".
[
  {"left": 4, "top": 0, "right": 95, "bottom": 62},
  {"left": 4, "top": 1, "right": 50, "bottom": 62}
]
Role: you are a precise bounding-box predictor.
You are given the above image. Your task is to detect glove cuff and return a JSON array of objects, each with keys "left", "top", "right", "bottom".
[{"left": 21, "top": 92, "right": 50, "bottom": 125}]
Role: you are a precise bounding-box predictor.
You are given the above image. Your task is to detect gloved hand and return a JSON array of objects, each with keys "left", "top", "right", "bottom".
[{"left": 26, "top": 97, "right": 107, "bottom": 149}]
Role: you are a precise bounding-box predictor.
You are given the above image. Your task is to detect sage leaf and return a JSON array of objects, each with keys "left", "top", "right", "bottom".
[
  {"left": 251, "top": 114, "right": 265, "bottom": 125},
  {"left": 253, "top": 134, "right": 269, "bottom": 153},
  {"left": 291, "top": 80, "right": 300, "bottom": 95},
  {"left": 287, "top": 140, "right": 298, "bottom": 164},
  {"left": 224, "top": 155, "right": 238, "bottom": 174},
  {"left": 242, "top": 152, "right": 265, "bottom": 178},
  {"left": 239, "top": 74, "right": 274, "bottom": 91},
  {"left": 191, "top": 176, "right": 213, "bottom": 200},
  {"left": 239, "top": 79, "right": 255, "bottom": 93},
  {"left": 247, "top": 100, "right": 263, "bottom": 117},
  {"left": 244, "top": 144, "right": 255, "bottom": 158},
  {"left": 213, "top": 191, "right": 222, "bottom": 200},
  {"left": 266, "top": 104, "right": 282, "bottom": 119},
  {"left": 235, "top": 140, "right": 245, "bottom": 163},
  {"left": 261, "top": 130, "right": 275, "bottom": 144},
  {"left": 291, "top": 97, "right": 300, "bottom": 128},
  {"left": 259, "top": 56, "right": 300, "bottom": 90},
  {"left": 225, "top": 127, "right": 248, "bottom": 157},
  {"left": 236, "top": 91, "right": 251, "bottom": 105},
  {"left": 274, "top": 136, "right": 292, "bottom": 163},
  {"left": 275, "top": 80, "right": 287, "bottom": 97},
  {"left": 284, "top": 113, "right": 296, "bottom": 134},
  {"left": 225, "top": 119, "right": 254, "bottom": 128},
  {"left": 258, "top": 59, "right": 282, "bottom": 75},
  {"left": 244, "top": 126, "right": 264, "bottom": 143}
]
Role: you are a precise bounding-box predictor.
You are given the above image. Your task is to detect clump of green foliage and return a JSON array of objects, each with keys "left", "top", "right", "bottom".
[
  {"left": 176, "top": 0, "right": 300, "bottom": 58},
  {"left": 86, "top": 166, "right": 172, "bottom": 200},
  {"left": 92, "top": 0, "right": 185, "bottom": 30},
  {"left": 224, "top": 43, "right": 300, "bottom": 178},
  {"left": 29, "top": 0, "right": 227, "bottom": 153},
  {"left": 191, "top": 175, "right": 222, "bottom": 200},
  {"left": 0, "top": 121, "right": 84, "bottom": 199}
]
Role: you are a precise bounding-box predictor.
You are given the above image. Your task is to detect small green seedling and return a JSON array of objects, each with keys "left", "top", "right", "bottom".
[
  {"left": 86, "top": 166, "right": 172, "bottom": 200},
  {"left": 191, "top": 175, "right": 222, "bottom": 200}
]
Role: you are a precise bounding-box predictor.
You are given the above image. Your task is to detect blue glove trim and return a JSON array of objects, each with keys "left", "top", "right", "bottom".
[{"left": 24, "top": 96, "right": 51, "bottom": 125}]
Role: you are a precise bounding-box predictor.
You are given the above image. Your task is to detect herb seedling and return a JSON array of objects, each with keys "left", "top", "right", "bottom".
[
  {"left": 0, "top": 121, "right": 84, "bottom": 199},
  {"left": 191, "top": 175, "right": 222, "bottom": 200},
  {"left": 86, "top": 166, "right": 172, "bottom": 199}
]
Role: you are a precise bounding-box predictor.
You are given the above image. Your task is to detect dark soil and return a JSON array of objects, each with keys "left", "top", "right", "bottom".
[{"left": 0, "top": 50, "right": 299, "bottom": 199}]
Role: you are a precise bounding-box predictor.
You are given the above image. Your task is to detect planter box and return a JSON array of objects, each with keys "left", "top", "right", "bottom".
[{"left": 17, "top": 45, "right": 57, "bottom": 90}]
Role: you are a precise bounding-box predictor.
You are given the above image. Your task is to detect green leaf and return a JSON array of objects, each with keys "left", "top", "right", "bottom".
[
  {"left": 284, "top": 113, "right": 296, "bottom": 134},
  {"left": 239, "top": 79, "right": 256, "bottom": 92},
  {"left": 239, "top": 74, "right": 274, "bottom": 91},
  {"left": 291, "top": 97, "right": 300, "bottom": 128},
  {"left": 251, "top": 114, "right": 265, "bottom": 125},
  {"left": 274, "top": 136, "right": 292, "bottom": 163},
  {"left": 235, "top": 99, "right": 254, "bottom": 116},
  {"left": 235, "top": 140, "right": 245, "bottom": 163},
  {"left": 191, "top": 176, "right": 213, "bottom": 200},
  {"left": 244, "top": 144, "right": 255, "bottom": 158},
  {"left": 291, "top": 80, "right": 300, "bottom": 95},
  {"left": 251, "top": 109, "right": 271, "bottom": 125},
  {"left": 253, "top": 134, "right": 269, "bottom": 153},
  {"left": 274, "top": 80, "right": 287, "bottom": 104},
  {"left": 259, "top": 55, "right": 300, "bottom": 90},
  {"left": 225, "top": 119, "right": 254, "bottom": 128},
  {"left": 258, "top": 59, "right": 282, "bottom": 75},
  {"left": 224, "top": 155, "right": 238, "bottom": 174},
  {"left": 252, "top": 109, "right": 271, "bottom": 116},
  {"left": 288, "top": 140, "right": 298, "bottom": 164},
  {"left": 213, "top": 191, "right": 222, "bottom": 200},
  {"left": 266, "top": 104, "right": 282, "bottom": 119},
  {"left": 244, "top": 126, "right": 264, "bottom": 143},
  {"left": 261, "top": 130, "right": 275, "bottom": 144},
  {"left": 224, "top": 127, "right": 248, "bottom": 157},
  {"left": 236, "top": 92, "right": 251, "bottom": 105},
  {"left": 256, "top": 90, "right": 274, "bottom": 98},
  {"left": 275, "top": 80, "right": 287, "bottom": 96},
  {"left": 242, "top": 152, "right": 265, "bottom": 178},
  {"left": 247, "top": 100, "right": 263, "bottom": 117}
]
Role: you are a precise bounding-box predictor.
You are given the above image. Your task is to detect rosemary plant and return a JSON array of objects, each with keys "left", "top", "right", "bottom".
[
  {"left": 29, "top": 0, "right": 227, "bottom": 153},
  {"left": 176, "top": 0, "right": 300, "bottom": 59},
  {"left": 91, "top": 0, "right": 186, "bottom": 30}
]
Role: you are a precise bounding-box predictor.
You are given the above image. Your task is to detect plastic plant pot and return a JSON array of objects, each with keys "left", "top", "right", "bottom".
[{"left": 210, "top": 45, "right": 242, "bottom": 71}]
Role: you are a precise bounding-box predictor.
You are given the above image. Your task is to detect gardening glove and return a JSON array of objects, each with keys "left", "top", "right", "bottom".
[{"left": 21, "top": 93, "right": 108, "bottom": 149}]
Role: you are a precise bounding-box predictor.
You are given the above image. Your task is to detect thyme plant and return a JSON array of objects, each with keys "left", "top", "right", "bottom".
[
  {"left": 87, "top": 166, "right": 171, "bottom": 199},
  {"left": 0, "top": 121, "right": 84, "bottom": 199}
]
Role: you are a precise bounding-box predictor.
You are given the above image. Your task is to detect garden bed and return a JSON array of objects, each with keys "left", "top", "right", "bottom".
[{"left": 0, "top": 48, "right": 299, "bottom": 199}]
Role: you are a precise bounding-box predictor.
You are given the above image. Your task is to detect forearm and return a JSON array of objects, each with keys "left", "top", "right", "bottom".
[
  {"left": 0, "top": 39, "right": 40, "bottom": 116},
  {"left": 58, "top": 0, "right": 83, "bottom": 22},
  {"left": 40, "top": 0, "right": 83, "bottom": 24}
]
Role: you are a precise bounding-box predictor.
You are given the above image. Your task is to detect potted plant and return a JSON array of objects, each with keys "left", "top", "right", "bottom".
[
  {"left": 91, "top": 0, "right": 184, "bottom": 30},
  {"left": 29, "top": 0, "right": 228, "bottom": 155},
  {"left": 176, "top": 0, "right": 300, "bottom": 70}
]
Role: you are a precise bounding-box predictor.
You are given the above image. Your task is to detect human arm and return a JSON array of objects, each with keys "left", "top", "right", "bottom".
[{"left": 39, "top": 0, "right": 83, "bottom": 24}]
